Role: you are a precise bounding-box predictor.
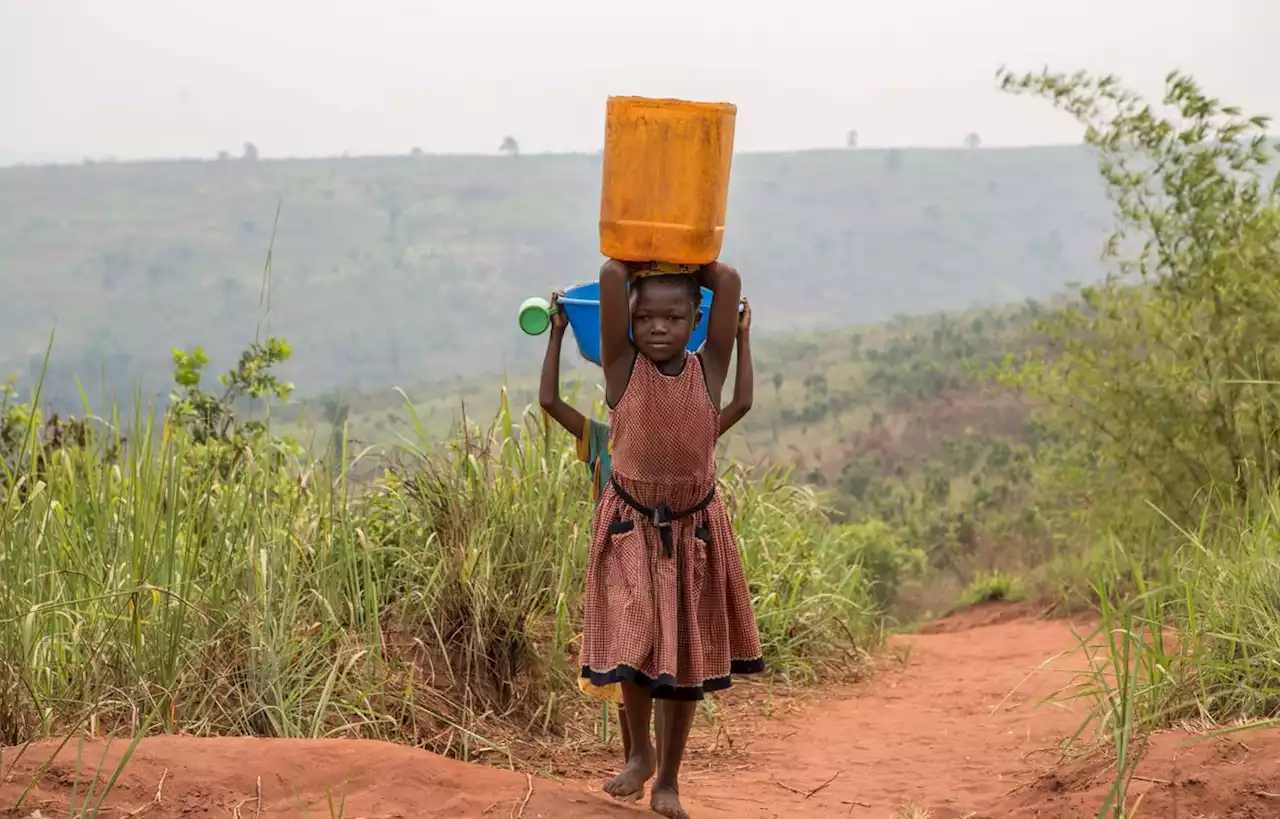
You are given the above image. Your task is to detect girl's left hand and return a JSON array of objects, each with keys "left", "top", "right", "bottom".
[
  {"left": 550, "top": 291, "right": 568, "bottom": 333},
  {"left": 738, "top": 298, "right": 751, "bottom": 333}
]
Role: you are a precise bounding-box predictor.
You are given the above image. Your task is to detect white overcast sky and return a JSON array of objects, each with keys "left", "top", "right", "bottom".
[{"left": 1, "top": 0, "right": 1275, "bottom": 162}]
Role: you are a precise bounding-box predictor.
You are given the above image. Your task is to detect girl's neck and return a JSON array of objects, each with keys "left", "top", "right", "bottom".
[{"left": 650, "top": 352, "right": 687, "bottom": 377}]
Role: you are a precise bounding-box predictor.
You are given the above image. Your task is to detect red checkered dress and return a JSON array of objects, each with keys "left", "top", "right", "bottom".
[{"left": 579, "top": 352, "right": 765, "bottom": 700}]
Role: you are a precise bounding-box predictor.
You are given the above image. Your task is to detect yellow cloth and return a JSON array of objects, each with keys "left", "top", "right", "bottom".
[
  {"left": 629, "top": 262, "right": 700, "bottom": 282},
  {"left": 579, "top": 676, "right": 624, "bottom": 705}
]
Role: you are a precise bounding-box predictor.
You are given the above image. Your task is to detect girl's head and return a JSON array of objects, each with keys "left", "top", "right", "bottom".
[{"left": 629, "top": 274, "right": 703, "bottom": 363}]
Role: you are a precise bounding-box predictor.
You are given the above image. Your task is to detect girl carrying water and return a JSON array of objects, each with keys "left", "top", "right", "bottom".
[
  {"left": 539, "top": 291, "right": 755, "bottom": 781},
  {"left": 580, "top": 259, "right": 764, "bottom": 819}
]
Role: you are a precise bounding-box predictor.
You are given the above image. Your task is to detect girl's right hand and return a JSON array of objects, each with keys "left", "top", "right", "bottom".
[
  {"left": 738, "top": 298, "right": 751, "bottom": 334},
  {"left": 550, "top": 291, "right": 568, "bottom": 333}
]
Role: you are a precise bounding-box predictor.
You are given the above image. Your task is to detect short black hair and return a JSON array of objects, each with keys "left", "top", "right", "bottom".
[{"left": 631, "top": 274, "right": 703, "bottom": 311}]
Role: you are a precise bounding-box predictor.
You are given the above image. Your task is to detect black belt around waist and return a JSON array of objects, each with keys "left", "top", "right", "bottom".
[{"left": 609, "top": 476, "right": 716, "bottom": 558}]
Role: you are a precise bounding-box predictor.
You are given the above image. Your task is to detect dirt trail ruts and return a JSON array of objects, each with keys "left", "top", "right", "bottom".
[
  {"left": 686, "top": 602, "right": 1090, "bottom": 818},
  {"left": 4, "top": 603, "right": 1278, "bottom": 818}
]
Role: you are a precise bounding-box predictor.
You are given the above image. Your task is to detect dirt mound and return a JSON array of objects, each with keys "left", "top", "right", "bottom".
[
  {"left": 981, "top": 727, "right": 1280, "bottom": 819},
  {"left": 916, "top": 599, "right": 1040, "bottom": 633},
  {"left": 0, "top": 735, "right": 718, "bottom": 819}
]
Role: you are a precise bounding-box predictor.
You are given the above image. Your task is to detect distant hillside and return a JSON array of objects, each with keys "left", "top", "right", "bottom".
[
  {"left": 0, "top": 146, "right": 1111, "bottom": 403},
  {"left": 291, "top": 299, "right": 1040, "bottom": 461},
  {"left": 284, "top": 297, "right": 1048, "bottom": 606}
]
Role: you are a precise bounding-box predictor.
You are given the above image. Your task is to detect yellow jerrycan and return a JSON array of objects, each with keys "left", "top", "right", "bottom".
[{"left": 599, "top": 96, "right": 737, "bottom": 265}]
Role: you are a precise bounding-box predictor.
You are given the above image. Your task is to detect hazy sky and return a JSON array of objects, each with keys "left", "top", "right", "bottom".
[{"left": 2, "top": 0, "right": 1275, "bottom": 162}]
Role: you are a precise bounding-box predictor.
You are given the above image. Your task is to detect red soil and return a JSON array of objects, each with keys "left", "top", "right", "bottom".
[{"left": 4, "top": 603, "right": 1277, "bottom": 818}]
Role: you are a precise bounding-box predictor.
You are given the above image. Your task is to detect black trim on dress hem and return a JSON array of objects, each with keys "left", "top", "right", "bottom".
[
  {"left": 582, "top": 659, "right": 766, "bottom": 702},
  {"left": 731, "top": 658, "right": 766, "bottom": 675}
]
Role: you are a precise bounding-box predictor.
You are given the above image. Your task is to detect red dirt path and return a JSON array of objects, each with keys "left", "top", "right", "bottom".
[{"left": 3, "top": 603, "right": 1278, "bottom": 818}]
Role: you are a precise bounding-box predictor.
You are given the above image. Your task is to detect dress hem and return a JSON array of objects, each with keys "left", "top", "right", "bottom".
[{"left": 581, "top": 659, "right": 766, "bottom": 701}]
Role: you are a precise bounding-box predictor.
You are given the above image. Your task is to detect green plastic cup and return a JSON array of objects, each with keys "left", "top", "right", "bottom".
[{"left": 518, "top": 296, "right": 557, "bottom": 335}]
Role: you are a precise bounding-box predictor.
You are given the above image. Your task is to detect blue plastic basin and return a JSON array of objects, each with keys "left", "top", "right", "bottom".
[{"left": 559, "top": 281, "right": 716, "bottom": 366}]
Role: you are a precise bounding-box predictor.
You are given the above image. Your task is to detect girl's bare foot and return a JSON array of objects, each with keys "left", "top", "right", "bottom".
[
  {"left": 605, "top": 747, "right": 655, "bottom": 800},
  {"left": 650, "top": 783, "right": 689, "bottom": 819}
]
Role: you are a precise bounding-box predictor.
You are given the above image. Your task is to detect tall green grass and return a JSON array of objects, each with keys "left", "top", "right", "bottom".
[
  {"left": 1060, "top": 487, "right": 1280, "bottom": 817},
  {"left": 0, "top": 386, "right": 885, "bottom": 761}
]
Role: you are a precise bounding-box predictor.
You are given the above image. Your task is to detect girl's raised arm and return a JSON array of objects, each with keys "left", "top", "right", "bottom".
[
  {"left": 599, "top": 259, "right": 634, "bottom": 406},
  {"left": 717, "top": 299, "right": 752, "bottom": 436},
  {"left": 538, "top": 292, "right": 587, "bottom": 441},
  {"left": 697, "top": 261, "right": 742, "bottom": 403}
]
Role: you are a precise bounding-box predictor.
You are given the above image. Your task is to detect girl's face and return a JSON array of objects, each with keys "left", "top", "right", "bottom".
[{"left": 631, "top": 279, "right": 698, "bottom": 363}]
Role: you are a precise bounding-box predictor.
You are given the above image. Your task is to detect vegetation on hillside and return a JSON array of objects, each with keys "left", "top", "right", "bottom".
[
  {"left": 286, "top": 295, "right": 1052, "bottom": 618},
  {"left": 993, "top": 66, "right": 1280, "bottom": 555},
  {"left": 0, "top": 332, "right": 886, "bottom": 765},
  {"left": 0, "top": 146, "right": 1113, "bottom": 405},
  {"left": 988, "top": 67, "right": 1280, "bottom": 817}
]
